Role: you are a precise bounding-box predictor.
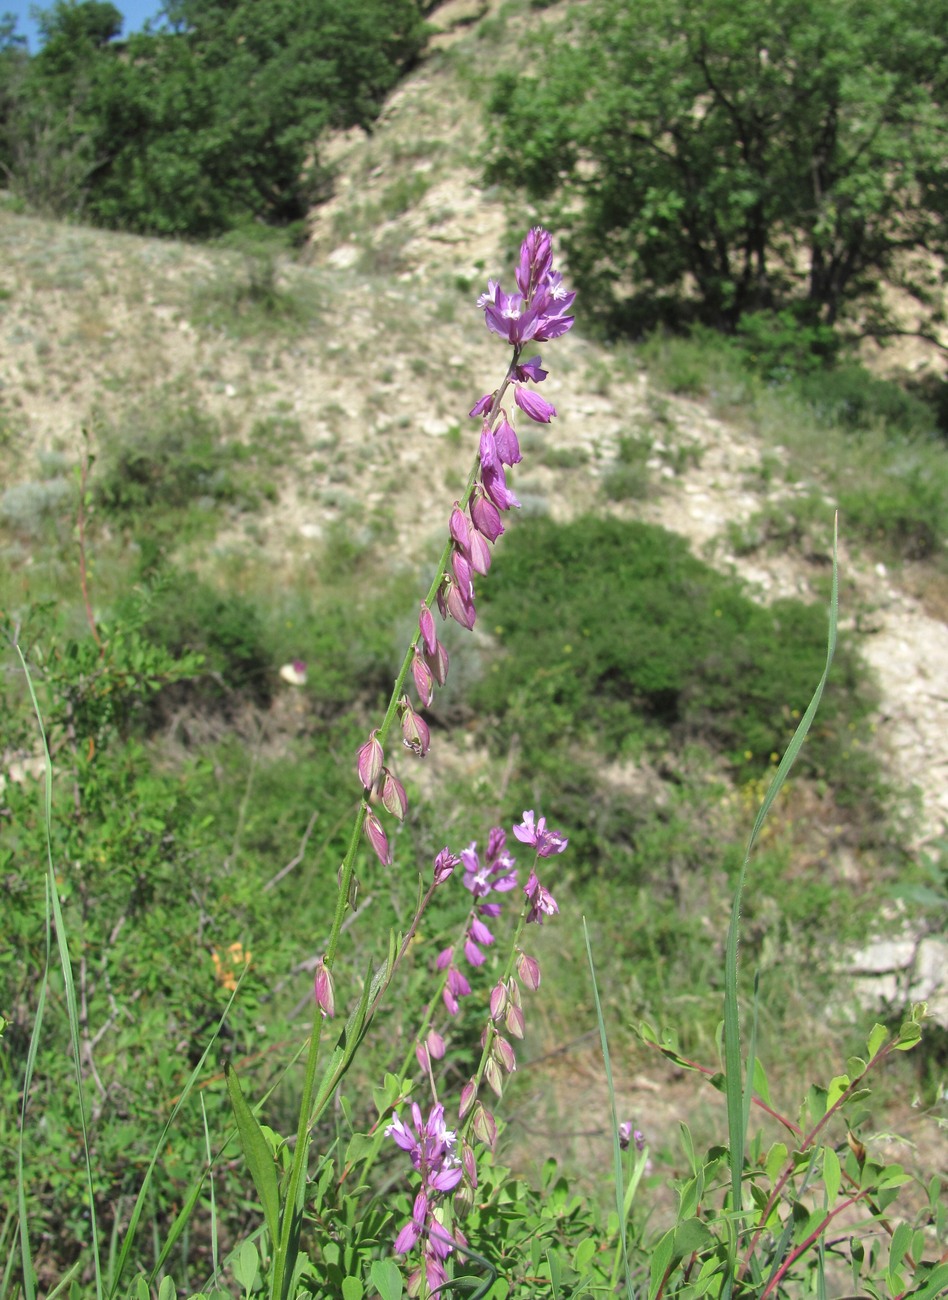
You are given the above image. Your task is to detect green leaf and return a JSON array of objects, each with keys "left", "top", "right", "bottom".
[
  {"left": 649, "top": 1229, "right": 676, "bottom": 1300},
  {"left": 826, "top": 1074, "right": 850, "bottom": 1109},
  {"left": 232, "top": 1240, "right": 259, "bottom": 1291},
  {"left": 765, "top": 1142, "right": 788, "bottom": 1184},
  {"left": 751, "top": 1058, "right": 772, "bottom": 1107},
  {"left": 822, "top": 1146, "right": 841, "bottom": 1206},
  {"left": 157, "top": 1280, "right": 176, "bottom": 1300},
  {"left": 573, "top": 1238, "right": 596, "bottom": 1271},
  {"left": 370, "top": 1258, "right": 403, "bottom": 1300},
  {"left": 674, "top": 1218, "right": 712, "bottom": 1256},
  {"left": 341, "top": 1277, "right": 363, "bottom": 1300},
  {"left": 866, "top": 1023, "right": 888, "bottom": 1058},
  {"left": 225, "top": 1065, "right": 280, "bottom": 1249}
]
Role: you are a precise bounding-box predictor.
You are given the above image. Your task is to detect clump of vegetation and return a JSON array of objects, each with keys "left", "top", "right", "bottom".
[{"left": 475, "top": 516, "right": 875, "bottom": 785}]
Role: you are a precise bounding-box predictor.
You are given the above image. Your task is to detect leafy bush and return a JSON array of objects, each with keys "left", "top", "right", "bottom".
[
  {"left": 474, "top": 516, "right": 875, "bottom": 781},
  {"left": 486, "top": 0, "right": 948, "bottom": 337}
]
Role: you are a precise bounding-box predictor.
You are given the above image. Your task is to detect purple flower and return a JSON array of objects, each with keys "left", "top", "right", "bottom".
[
  {"left": 478, "top": 227, "right": 574, "bottom": 346},
  {"left": 523, "top": 868, "right": 559, "bottom": 925},
  {"left": 514, "top": 385, "right": 556, "bottom": 424},
  {"left": 481, "top": 459, "right": 520, "bottom": 512},
  {"left": 364, "top": 811, "right": 392, "bottom": 867},
  {"left": 386, "top": 1102, "right": 463, "bottom": 1193},
  {"left": 470, "top": 489, "right": 504, "bottom": 541},
  {"left": 513, "top": 809, "right": 569, "bottom": 857},
  {"left": 356, "top": 730, "right": 384, "bottom": 791},
  {"left": 419, "top": 604, "right": 437, "bottom": 656},
  {"left": 494, "top": 414, "right": 522, "bottom": 465},
  {"left": 433, "top": 847, "right": 459, "bottom": 885}
]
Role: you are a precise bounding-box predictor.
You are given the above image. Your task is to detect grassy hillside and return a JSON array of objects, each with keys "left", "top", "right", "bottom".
[{"left": 2, "top": 3, "right": 947, "bottom": 1292}]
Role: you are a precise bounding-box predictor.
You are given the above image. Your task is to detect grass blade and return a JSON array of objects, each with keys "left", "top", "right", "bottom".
[
  {"left": 583, "top": 916, "right": 635, "bottom": 1300},
  {"left": 16, "top": 642, "right": 104, "bottom": 1300},
  {"left": 722, "top": 519, "right": 838, "bottom": 1277}
]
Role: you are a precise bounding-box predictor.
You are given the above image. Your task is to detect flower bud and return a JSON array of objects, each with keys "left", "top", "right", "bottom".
[
  {"left": 426, "top": 640, "right": 449, "bottom": 686},
  {"left": 517, "top": 951, "right": 541, "bottom": 990},
  {"left": 472, "top": 1102, "right": 497, "bottom": 1148},
  {"left": 461, "top": 1139, "right": 477, "bottom": 1187},
  {"left": 505, "top": 1005, "right": 525, "bottom": 1039},
  {"left": 433, "top": 848, "right": 458, "bottom": 885},
  {"left": 470, "top": 490, "right": 504, "bottom": 542},
  {"left": 484, "top": 1057, "right": 503, "bottom": 1097},
  {"left": 379, "top": 767, "right": 407, "bottom": 821},
  {"left": 427, "top": 1029, "right": 445, "bottom": 1060},
  {"left": 454, "top": 1183, "right": 474, "bottom": 1218},
  {"left": 411, "top": 651, "right": 434, "bottom": 707},
  {"left": 479, "top": 424, "right": 498, "bottom": 471},
  {"left": 449, "top": 504, "right": 471, "bottom": 551},
  {"left": 492, "top": 1035, "right": 517, "bottom": 1074},
  {"left": 356, "top": 730, "right": 384, "bottom": 791},
  {"left": 494, "top": 414, "right": 522, "bottom": 466},
  {"left": 444, "top": 579, "right": 476, "bottom": 631},
  {"left": 468, "top": 529, "right": 492, "bottom": 576},
  {"left": 419, "top": 603, "right": 437, "bottom": 655},
  {"left": 451, "top": 548, "right": 474, "bottom": 599},
  {"left": 399, "top": 697, "right": 431, "bottom": 756},
  {"left": 415, "top": 1041, "right": 429, "bottom": 1071},
  {"left": 489, "top": 982, "right": 508, "bottom": 1021},
  {"left": 459, "top": 1078, "right": 477, "bottom": 1119},
  {"left": 364, "top": 811, "right": 392, "bottom": 866},
  {"left": 314, "top": 959, "right": 334, "bottom": 1018}
]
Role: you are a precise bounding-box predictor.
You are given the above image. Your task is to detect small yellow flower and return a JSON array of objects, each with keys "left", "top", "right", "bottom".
[{"left": 211, "top": 943, "right": 252, "bottom": 992}]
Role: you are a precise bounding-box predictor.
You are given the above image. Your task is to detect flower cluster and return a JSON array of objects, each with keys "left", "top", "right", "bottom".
[
  {"left": 354, "top": 228, "right": 572, "bottom": 872},
  {"left": 441, "top": 227, "right": 574, "bottom": 636},
  {"left": 434, "top": 826, "right": 518, "bottom": 1017},
  {"left": 386, "top": 1103, "right": 473, "bottom": 1295},
  {"left": 389, "top": 810, "right": 568, "bottom": 1289}
]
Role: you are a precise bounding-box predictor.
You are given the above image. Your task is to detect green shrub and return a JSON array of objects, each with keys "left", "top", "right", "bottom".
[
  {"left": 800, "top": 364, "right": 938, "bottom": 435},
  {"left": 475, "top": 516, "right": 875, "bottom": 784}
]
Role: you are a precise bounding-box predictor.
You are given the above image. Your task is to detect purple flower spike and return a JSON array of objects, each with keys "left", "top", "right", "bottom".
[
  {"left": 514, "top": 385, "right": 557, "bottom": 424},
  {"left": 356, "top": 730, "right": 384, "bottom": 791}
]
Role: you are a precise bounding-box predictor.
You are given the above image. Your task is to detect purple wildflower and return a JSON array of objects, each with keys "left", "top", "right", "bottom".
[
  {"left": 386, "top": 1102, "right": 463, "bottom": 1194},
  {"left": 513, "top": 809, "right": 569, "bottom": 857},
  {"left": 356, "top": 730, "right": 384, "bottom": 791}
]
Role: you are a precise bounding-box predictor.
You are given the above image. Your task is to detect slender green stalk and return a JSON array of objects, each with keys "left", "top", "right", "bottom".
[
  {"left": 270, "top": 355, "right": 521, "bottom": 1299},
  {"left": 16, "top": 642, "right": 104, "bottom": 1300}
]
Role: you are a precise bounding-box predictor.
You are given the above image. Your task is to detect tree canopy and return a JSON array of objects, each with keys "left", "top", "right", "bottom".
[
  {"left": 486, "top": 0, "right": 948, "bottom": 338},
  {"left": 1, "top": 0, "right": 428, "bottom": 237}
]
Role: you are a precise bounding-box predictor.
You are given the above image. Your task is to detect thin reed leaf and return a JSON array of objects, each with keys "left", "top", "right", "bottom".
[
  {"left": 583, "top": 916, "right": 635, "bottom": 1300},
  {"left": 722, "top": 519, "right": 838, "bottom": 1281},
  {"left": 16, "top": 643, "right": 104, "bottom": 1300},
  {"left": 201, "top": 1094, "right": 220, "bottom": 1280},
  {"left": 226, "top": 1063, "right": 281, "bottom": 1249},
  {"left": 111, "top": 975, "right": 244, "bottom": 1293}
]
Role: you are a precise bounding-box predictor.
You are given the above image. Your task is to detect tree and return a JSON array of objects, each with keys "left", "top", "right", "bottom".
[
  {"left": 486, "top": 0, "right": 948, "bottom": 337},
  {"left": 3, "top": 0, "right": 428, "bottom": 237}
]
